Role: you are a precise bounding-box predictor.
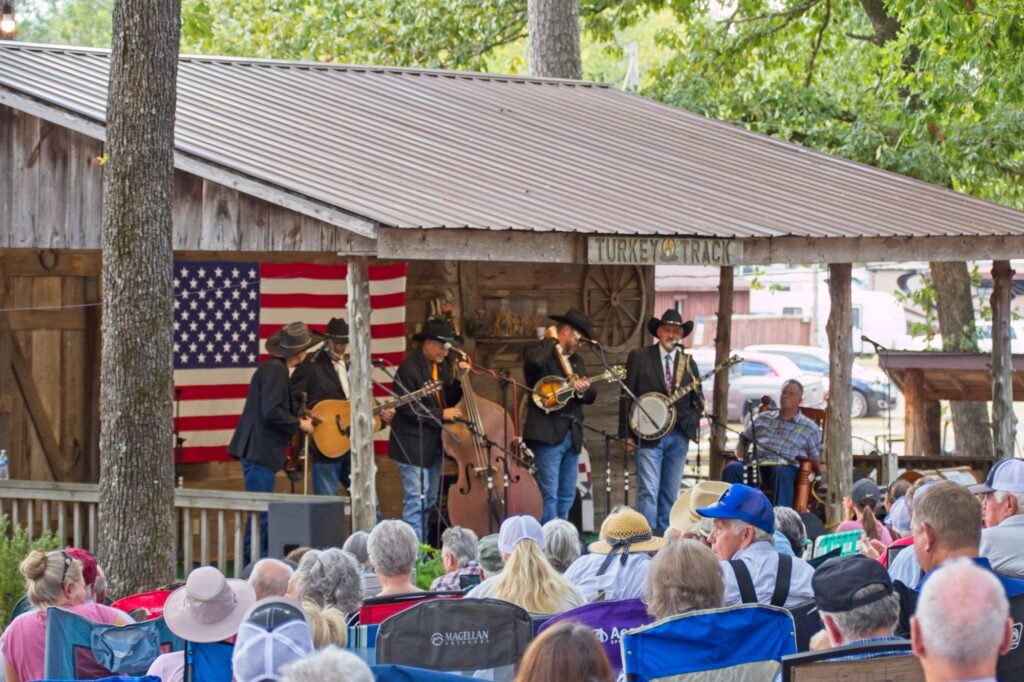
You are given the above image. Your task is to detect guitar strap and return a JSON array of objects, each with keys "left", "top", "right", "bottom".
[{"left": 554, "top": 343, "right": 575, "bottom": 380}]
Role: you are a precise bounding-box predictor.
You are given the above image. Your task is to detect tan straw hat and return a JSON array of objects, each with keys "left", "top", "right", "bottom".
[
  {"left": 589, "top": 508, "right": 667, "bottom": 566},
  {"left": 669, "top": 480, "right": 731, "bottom": 534},
  {"left": 163, "top": 566, "right": 256, "bottom": 643}
]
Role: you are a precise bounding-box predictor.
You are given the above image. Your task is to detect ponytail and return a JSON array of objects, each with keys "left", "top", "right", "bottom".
[{"left": 860, "top": 501, "right": 880, "bottom": 542}]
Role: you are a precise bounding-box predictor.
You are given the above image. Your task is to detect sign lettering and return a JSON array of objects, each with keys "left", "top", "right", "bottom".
[{"left": 588, "top": 237, "right": 743, "bottom": 266}]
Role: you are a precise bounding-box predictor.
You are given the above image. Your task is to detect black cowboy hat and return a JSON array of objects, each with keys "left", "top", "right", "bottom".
[
  {"left": 324, "top": 317, "right": 349, "bottom": 343},
  {"left": 265, "top": 322, "right": 324, "bottom": 359},
  {"left": 549, "top": 309, "right": 595, "bottom": 340},
  {"left": 647, "top": 309, "right": 694, "bottom": 338},
  {"left": 412, "top": 318, "right": 463, "bottom": 343}
]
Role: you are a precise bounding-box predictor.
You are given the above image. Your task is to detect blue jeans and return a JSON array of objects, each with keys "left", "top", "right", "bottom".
[
  {"left": 763, "top": 464, "right": 799, "bottom": 508},
  {"left": 530, "top": 433, "right": 578, "bottom": 523},
  {"left": 636, "top": 429, "right": 689, "bottom": 529},
  {"left": 398, "top": 458, "right": 442, "bottom": 542},
  {"left": 722, "top": 461, "right": 745, "bottom": 484},
  {"left": 241, "top": 458, "right": 276, "bottom": 563},
  {"left": 313, "top": 457, "right": 351, "bottom": 496}
]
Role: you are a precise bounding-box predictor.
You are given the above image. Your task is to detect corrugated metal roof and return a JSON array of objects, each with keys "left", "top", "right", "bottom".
[{"left": 2, "top": 42, "right": 1023, "bottom": 238}]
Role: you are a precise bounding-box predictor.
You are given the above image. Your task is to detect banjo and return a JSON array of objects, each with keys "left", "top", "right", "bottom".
[{"left": 629, "top": 355, "right": 742, "bottom": 440}]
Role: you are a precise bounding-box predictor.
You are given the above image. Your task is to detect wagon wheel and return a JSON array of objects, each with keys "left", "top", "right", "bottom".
[{"left": 583, "top": 265, "right": 648, "bottom": 352}]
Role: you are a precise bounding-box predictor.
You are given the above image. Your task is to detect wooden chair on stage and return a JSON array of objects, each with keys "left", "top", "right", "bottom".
[{"left": 750, "top": 399, "right": 825, "bottom": 513}]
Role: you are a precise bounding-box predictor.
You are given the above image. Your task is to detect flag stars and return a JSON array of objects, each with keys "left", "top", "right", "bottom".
[
  {"left": 231, "top": 268, "right": 240, "bottom": 278},
  {"left": 248, "top": 353, "right": 256, "bottom": 363},
  {"left": 215, "top": 290, "right": 223, "bottom": 299},
  {"left": 231, "top": 353, "right": 240, "bottom": 363},
  {"left": 189, "top": 321, "right": 198, "bottom": 332},
  {"left": 189, "top": 278, "right": 198, "bottom": 289},
  {"left": 180, "top": 267, "right": 189, "bottom": 277},
  {"left": 189, "top": 343, "right": 198, "bottom": 353},
  {"left": 248, "top": 269, "right": 256, "bottom": 279},
  {"left": 197, "top": 268, "right": 206, "bottom": 278},
  {"left": 214, "top": 267, "right": 223, "bottom": 277},
  {"left": 198, "top": 353, "right": 207, "bottom": 363},
  {"left": 214, "top": 353, "right": 223, "bottom": 363},
  {"left": 189, "top": 300, "right": 198, "bottom": 310}
]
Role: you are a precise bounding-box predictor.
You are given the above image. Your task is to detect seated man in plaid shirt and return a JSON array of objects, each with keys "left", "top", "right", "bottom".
[
  {"left": 725, "top": 379, "right": 823, "bottom": 508},
  {"left": 430, "top": 526, "right": 484, "bottom": 591}
]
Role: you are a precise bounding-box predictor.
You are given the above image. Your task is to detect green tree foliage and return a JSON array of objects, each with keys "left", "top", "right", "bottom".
[
  {"left": 14, "top": 0, "right": 113, "bottom": 46},
  {"left": 0, "top": 516, "right": 59, "bottom": 628}
]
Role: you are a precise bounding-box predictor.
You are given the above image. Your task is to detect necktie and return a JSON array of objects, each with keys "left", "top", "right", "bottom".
[
  {"left": 335, "top": 360, "right": 350, "bottom": 398},
  {"left": 665, "top": 353, "right": 674, "bottom": 391},
  {"left": 432, "top": 362, "right": 444, "bottom": 407}
]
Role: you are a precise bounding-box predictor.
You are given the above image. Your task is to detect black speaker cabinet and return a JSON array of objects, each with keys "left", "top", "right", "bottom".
[{"left": 267, "top": 499, "right": 347, "bottom": 558}]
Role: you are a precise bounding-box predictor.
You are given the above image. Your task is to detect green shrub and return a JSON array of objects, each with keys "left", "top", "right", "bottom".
[
  {"left": 415, "top": 543, "right": 444, "bottom": 590},
  {"left": 0, "top": 514, "right": 60, "bottom": 627}
]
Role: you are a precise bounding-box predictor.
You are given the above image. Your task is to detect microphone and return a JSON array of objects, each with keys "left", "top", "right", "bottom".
[
  {"left": 443, "top": 342, "right": 468, "bottom": 358},
  {"left": 672, "top": 342, "right": 688, "bottom": 349},
  {"left": 371, "top": 357, "right": 390, "bottom": 367},
  {"left": 861, "top": 335, "right": 886, "bottom": 352},
  {"left": 578, "top": 336, "right": 602, "bottom": 347}
]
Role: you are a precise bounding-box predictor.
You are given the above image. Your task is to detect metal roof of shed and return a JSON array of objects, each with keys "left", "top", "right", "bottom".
[{"left": 2, "top": 42, "right": 1023, "bottom": 240}]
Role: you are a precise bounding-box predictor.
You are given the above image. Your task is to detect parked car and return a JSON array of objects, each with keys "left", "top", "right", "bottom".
[
  {"left": 744, "top": 344, "right": 897, "bottom": 419},
  {"left": 689, "top": 348, "right": 826, "bottom": 422},
  {"left": 908, "top": 321, "right": 1024, "bottom": 354}
]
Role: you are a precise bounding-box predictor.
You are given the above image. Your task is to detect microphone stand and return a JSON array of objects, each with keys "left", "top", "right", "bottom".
[
  {"left": 861, "top": 335, "right": 894, "bottom": 458},
  {"left": 173, "top": 387, "right": 185, "bottom": 483},
  {"left": 559, "top": 414, "right": 634, "bottom": 508}
]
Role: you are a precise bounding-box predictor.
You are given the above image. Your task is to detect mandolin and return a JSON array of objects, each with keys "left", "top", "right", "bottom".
[
  {"left": 310, "top": 380, "right": 442, "bottom": 458},
  {"left": 531, "top": 365, "right": 627, "bottom": 414}
]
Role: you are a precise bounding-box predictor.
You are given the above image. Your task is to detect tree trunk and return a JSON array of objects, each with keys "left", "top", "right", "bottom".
[
  {"left": 929, "top": 261, "right": 994, "bottom": 457},
  {"left": 710, "top": 266, "right": 733, "bottom": 479},
  {"left": 991, "top": 260, "right": 1017, "bottom": 460},
  {"left": 347, "top": 256, "right": 377, "bottom": 531},
  {"left": 825, "top": 264, "right": 853, "bottom": 526},
  {"left": 527, "top": 0, "right": 581, "bottom": 79},
  {"left": 98, "top": 0, "right": 180, "bottom": 596}
]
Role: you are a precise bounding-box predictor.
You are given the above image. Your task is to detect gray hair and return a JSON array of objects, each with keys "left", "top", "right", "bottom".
[
  {"left": 542, "top": 519, "right": 581, "bottom": 573},
  {"left": 440, "top": 526, "right": 479, "bottom": 568},
  {"left": 781, "top": 379, "right": 804, "bottom": 395},
  {"left": 993, "top": 490, "right": 1024, "bottom": 511},
  {"left": 249, "top": 559, "right": 294, "bottom": 600},
  {"left": 342, "top": 531, "right": 371, "bottom": 570},
  {"left": 280, "top": 645, "right": 373, "bottom": 682},
  {"left": 821, "top": 585, "right": 899, "bottom": 640},
  {"left": 774, "top": 507, "right": 807, "bottom": 555},
  {"left": 293, "top": 548, "right": 363, "bottom": 614},
  {"left": 725, "top": 519, "right": 775, "bottom": 546},
  {"left": 368, "top": 520, "right": 419, "bottom": 578},
  {"left": 916, "top": 558, "right": 1009, "bottom": 668},
  {"left": 93, "top": 567, "right": 108, "bottom": 603}
]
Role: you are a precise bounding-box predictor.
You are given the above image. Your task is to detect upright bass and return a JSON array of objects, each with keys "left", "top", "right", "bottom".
[{"left": 441, "top": 352, "right": 543, "bottom": 537}]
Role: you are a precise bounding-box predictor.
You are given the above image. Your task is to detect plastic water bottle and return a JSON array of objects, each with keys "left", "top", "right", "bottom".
[{"left": 0, "top": 449, "right": 9, "bottom": 480}]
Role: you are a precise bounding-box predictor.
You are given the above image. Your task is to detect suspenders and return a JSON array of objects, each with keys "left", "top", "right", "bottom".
[{"left": 729, "top": 554, "right": 793, "bottom": 607}]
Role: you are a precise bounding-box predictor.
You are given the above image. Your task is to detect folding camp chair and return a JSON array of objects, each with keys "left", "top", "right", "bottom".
[
  {"left": 780, "top": 640, "right": 919, "bottom": 681},
  {"left": 358, "top": 590, "right": 462, "bottom": 625},
  {"left": 184, "top": 641, "right": 233, "bottom": 682},
  {"left": 347, "top": 623, "right": 380, "bottom": 666},
  {"left": 620, "top": 604, "right": 797, "bottom": 681},
  {"left": 538, "top": 598, "right": 653, "bottom": 675},
  {"left": 785, "top": 599, "right": 822, "bottom": 652},
  {"left": 370, "top": 665, "right": 471, "bottom": 681},
  {"left": 44, "top": 607, "right": 182, "bottom": 680},
  {"left": 376, "top": 598, "right": 533, "bottom": 682}
]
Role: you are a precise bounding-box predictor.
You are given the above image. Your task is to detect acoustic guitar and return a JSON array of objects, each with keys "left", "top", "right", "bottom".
[
  {"left": 531, "top": 366, "right": 627, "bottom": 414},
  {"left": 311, "top": 380, "right": 442, "bottom": 458}
]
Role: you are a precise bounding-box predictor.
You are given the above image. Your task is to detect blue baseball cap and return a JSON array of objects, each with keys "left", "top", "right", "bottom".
[{"left": 695, "top": 483, "right": 775, "bottom": 535}]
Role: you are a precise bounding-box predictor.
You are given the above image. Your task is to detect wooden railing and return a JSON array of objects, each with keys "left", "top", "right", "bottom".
[{"left": 0, "top": 480, "right": 349, "bottom": 578}]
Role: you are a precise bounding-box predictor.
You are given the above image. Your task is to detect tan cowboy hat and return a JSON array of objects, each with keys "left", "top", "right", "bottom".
[
  {"left": 669, "top": 480, "right": 731, "bottom": 534},
  {"left": 589, "top": 508, "right": 667, "bottom": 555},
  {"left": 265, "top": 322, "right": 323, "bottom": 358}
]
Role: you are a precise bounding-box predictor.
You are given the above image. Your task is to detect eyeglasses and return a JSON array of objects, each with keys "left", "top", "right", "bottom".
[{"left": 59, "top": 550, "right": 72, "bottom": 586}]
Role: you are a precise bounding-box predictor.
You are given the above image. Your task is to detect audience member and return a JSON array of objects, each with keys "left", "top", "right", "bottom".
[
  {"left": 249, "top": 559, "right": 294, "bottom": 600},
  {"left": 341, "top": 531, "right": 381, "bottom": 598},
  {"left": 644, "top": 539, "right": 723, "bottom": 620},
  {"left": 62, "top": 548, "right": 98, "bottom": 601},
  {"left": 565, "top": 508, "right": 665, "bottom": 602},
  {"left": 871, "top": 476, "right": 938, "bottom": 588},
  {"left": 513, "top": 620, "right": 614, "bottom": 682},
  {"left": 2, "top": 550, "right": 130, "bottom": 682},
  {"left": 232, "top": 597, "right": 314, "bottom": 682},
  {"left": 287, "top": 548, "right": 363, "bottom": 616},
  {"left": 367, "top": 520, "right": 422, "bottom": 597},
  {"left": 148, "top": 566, "right": 256, "bottom": 682},
  {"left": 542, "top": 519, "right": 582, "bottom": 573},
  {"left": 302, "top": 601, "right": 348, "bottom": 648},
  {"left": 286, "top": 546, "right": 312, "bottom": 564},
  {"left": 696, "top": 484, "right": 814, "bottom": 606},
  {"left": 280, "top": 646, "right": 374, "bottom": 682},
  {"left": 430, "top": 526, "right": 482, "bottom": 591},
  {"left": 973, "top": 458, "right": 1024, "bottom": 579},
  {"left": 912, "top": 559, "right": 1013, "bottom": 682},
  {"left": 467, "top": 515, "right": 584, "bottom": 614},
  {"left": 667, "top": 480, "right": 729, "bottom": 543},
  {"left": 774, "top": 507, "right": 808, "bottom": 558},
  {"left": 884, "top": 479, "right": 912, "bottom": 537},
  {"left": 478, "top": 533, "right": 504, "bottom": 578},
  {"left": 838, "top": 478, "right": 893, "bottom": 545},
  {"left": 811, "top": 555, "right": 904, "bottom": 654}
]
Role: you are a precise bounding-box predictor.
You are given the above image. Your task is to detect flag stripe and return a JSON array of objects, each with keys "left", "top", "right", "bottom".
[{"left": 260, "top": 293, "right": 347, "bottom": 308}]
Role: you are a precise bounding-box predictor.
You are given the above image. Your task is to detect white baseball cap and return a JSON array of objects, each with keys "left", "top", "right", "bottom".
[
  {"left": 969, "top": 459, "right": 1024, "bottom": 495},
  {"left": 497, "top": 515, "right": 545, "bottom": 554}
]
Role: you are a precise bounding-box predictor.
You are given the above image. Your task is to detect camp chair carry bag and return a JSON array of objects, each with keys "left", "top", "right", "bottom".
[
  {"left": 780, "top": 640, "right": 919, "bottom": 682},
  {"left": 184, "top": 641, "right": 233, "bottom": 682},
  {"left": 537, "top": 598, "right": 653, "bottom": 675},
  {"left": 376, "top": 598, "right": 533, "bottom": 680},
  {"left": 621, "top": 603, "right": 797, "bottom": 681}
]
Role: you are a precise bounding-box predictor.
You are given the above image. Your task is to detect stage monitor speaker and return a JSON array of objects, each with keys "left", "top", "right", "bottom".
[{"left": 267, "top": 499, "right": 347, "bottom": 559}]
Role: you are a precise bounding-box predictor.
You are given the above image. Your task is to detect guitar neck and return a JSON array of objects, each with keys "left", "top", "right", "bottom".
[
  {"left": 375, "top": 384, "right": 438, "bottom": 413},
  {"left": 665, "top": 360, "right": 732, "bottom": 402}
]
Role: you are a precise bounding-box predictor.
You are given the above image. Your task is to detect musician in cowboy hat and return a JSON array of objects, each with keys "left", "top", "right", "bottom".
[
  {"left": 229, "top": 321, "right": 322, "bottom": 561},
  {"left": 618, "top": 309, "right": 703, "bottom": 531},
  {"left": 388, "top": 318, "right": 467, "bottom": 540},
  {"left": 523, "top": 309, "right": 598, "bottom": 523}
]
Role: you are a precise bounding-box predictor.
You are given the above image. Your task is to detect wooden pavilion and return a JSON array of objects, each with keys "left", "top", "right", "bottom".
[{"left": 2, "top": 42, "right": 1024, "bottom": 531}]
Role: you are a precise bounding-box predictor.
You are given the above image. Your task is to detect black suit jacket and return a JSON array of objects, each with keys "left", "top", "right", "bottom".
[
  {"left": 387, "top": 350, "right": 464, "bottom": 469},
  {"left": 290, "top": 348, "right": 347, "bottom": 464},
  {"left": 618, "top": 344, "right": 703, "bottom": 444},
  {"left": 522, "top": 338, "right": 597, "bottom": 453},
  {"left": 227, "top": 358, "right": 300, "bottom": 471}
]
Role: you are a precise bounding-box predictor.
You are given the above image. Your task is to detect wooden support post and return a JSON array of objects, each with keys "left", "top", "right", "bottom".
[
  {"left": 825, "top": 264, "right": 853, "bottom": 527},
  {"left": 904, "top": 369, "right": 929, "bottom": 456},
  {"left": 346, "top": 256, "right": 376, "bottom": 532},
  {"left": 710, "top": 266, "right": 734, "bottom": 480},
  {"left": 924, "top": 400, "right": 942, "bottom": 456},
  {"left": 991, "top": 260, "right": 1017, "bottom": 460}
]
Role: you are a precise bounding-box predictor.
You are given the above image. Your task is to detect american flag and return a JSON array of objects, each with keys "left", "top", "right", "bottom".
[{"left": 172, "top": 261, "right": 408, "bottom": 463}]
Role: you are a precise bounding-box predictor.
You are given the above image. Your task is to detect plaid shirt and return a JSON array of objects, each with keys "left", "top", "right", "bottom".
[
  {"left": 742, "top": 410, "right": 821, "bottom": 465},
  {"left": 429, "top": 561, "right": 483, "bottom": 592}
]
